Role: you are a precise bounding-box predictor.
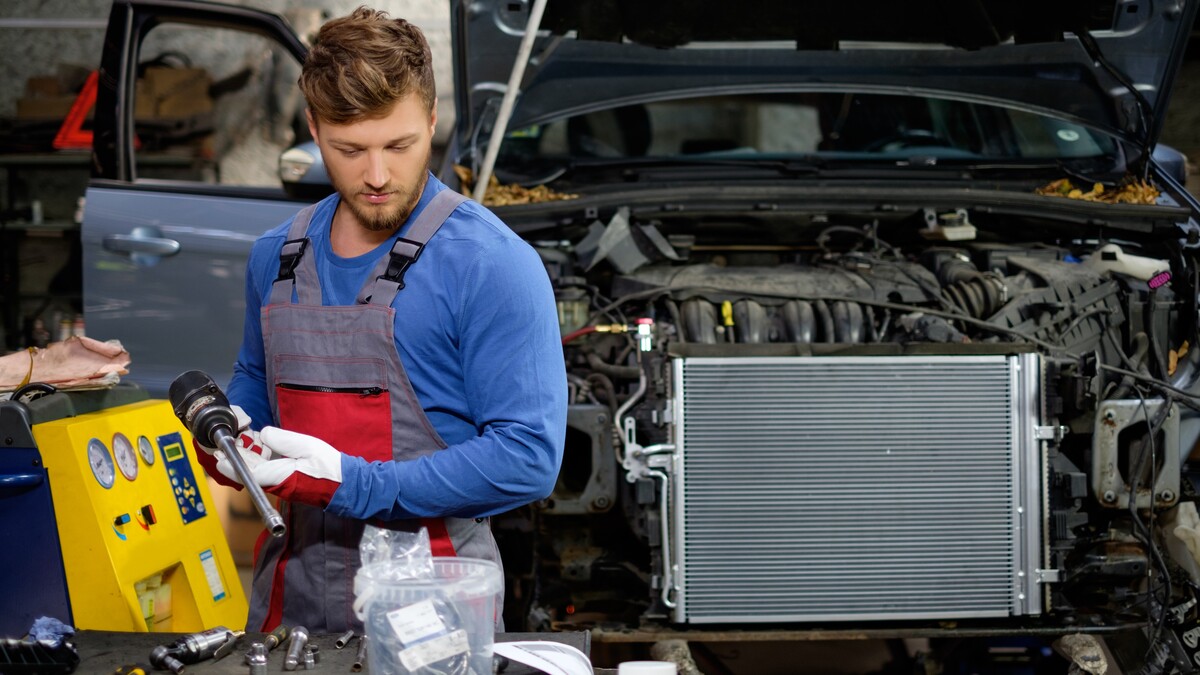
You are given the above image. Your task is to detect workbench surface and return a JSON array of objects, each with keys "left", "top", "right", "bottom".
[{"left": 68, "top": 629, "right": 593, "bottom": 673}]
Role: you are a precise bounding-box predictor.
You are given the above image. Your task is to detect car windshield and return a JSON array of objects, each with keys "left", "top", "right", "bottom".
[{"left": 497, "top": 92, "right": 1117, "bottom": 168}]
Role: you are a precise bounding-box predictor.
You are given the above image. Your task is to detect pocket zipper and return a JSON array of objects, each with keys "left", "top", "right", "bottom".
[{"left": 278, "top": 383, "right": 385, "bottom": 396}]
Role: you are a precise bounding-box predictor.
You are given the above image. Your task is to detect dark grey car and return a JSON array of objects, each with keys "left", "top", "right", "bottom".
[{"left": 84, "top": 1, "right": 1200, "bottom": 669}]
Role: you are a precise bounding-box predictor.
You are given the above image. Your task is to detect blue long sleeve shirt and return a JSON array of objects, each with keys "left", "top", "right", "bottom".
[{"left": 227, "top": 173, "right": 567, "bottom": 521}]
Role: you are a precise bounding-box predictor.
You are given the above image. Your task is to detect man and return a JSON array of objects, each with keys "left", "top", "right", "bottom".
[{"left": 195, "top": 7, "right": 566, "bottom": 633}]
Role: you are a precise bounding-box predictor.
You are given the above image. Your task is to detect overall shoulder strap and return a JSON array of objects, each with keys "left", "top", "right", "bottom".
[
  {"left": 357, "top": 189, "right": 468, "bottom": 306},
  {"left": 268, "top": 204, "right": 322, "bottom": 306}
]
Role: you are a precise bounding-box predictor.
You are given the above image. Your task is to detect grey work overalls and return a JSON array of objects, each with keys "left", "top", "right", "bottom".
[{"left": 247, "top": 189, "right": 502, "bottom": 632}]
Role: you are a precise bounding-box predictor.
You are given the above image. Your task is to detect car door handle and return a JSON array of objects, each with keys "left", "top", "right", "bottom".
[{"left": 102, "top": 226, "right": 181, "bottom": 257}]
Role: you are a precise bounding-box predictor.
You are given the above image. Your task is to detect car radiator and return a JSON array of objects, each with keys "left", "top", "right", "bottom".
[{"left": 667, "top": 354, "right": 1045, "bottom": 623}]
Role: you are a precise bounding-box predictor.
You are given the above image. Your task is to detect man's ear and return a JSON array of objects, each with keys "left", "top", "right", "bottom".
[
  {"left": 430, "top": 97, "right": 438, "bottom": 135},
  {"left": 306, "top": 109, "right": 319, "bottom": 143}
]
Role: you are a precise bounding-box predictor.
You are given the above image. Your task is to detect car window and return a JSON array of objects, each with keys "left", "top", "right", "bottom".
[
  {"left": 499, "top": 92, "right": 1117, "bottom": 165},
  {"left": 133, "top": 23, "right": 306, "bottom": 187}
]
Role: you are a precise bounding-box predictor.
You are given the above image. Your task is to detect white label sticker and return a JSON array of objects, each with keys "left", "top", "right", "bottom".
[
  {"left": 386, "top": 599, "right": 447, "bottom": 645},
  {"left": 199, "top": 549, "right": 226, "bottom": 602},
  {"left": 397, "top": 629, "right": 469, "bottom": 671}
]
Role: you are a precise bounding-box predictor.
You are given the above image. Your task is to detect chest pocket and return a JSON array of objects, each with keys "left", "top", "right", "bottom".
[{"left": 273, "top": 355, "right": 393, "bottom": 462}]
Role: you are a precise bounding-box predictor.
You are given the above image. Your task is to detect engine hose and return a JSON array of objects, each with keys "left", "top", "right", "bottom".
[
  {"left": 586, "top": 352, "right": 640, "bottom": 380},
  {"left": 1105, "top": 331, "right": 1151, "bottom": 401},
  {"left": 585, "top": 373, "right": 618, "bottom": 415},
  {"left": 942, "top": 274, "right": 1005, "bottom": 319}
]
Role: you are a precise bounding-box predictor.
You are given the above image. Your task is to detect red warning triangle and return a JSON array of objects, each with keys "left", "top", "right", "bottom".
[{"left": 52, "top": 70, "right": 98, "bottom": 150}]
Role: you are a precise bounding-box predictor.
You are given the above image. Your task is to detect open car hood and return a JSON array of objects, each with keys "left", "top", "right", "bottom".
[{"left": 451, "top": 0, "right": 1196, "bottom": 159}]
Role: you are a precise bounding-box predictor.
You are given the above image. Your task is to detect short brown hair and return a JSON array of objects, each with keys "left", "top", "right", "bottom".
[{"left": 299, "top": 6, "right": 435, "bottom": 124}]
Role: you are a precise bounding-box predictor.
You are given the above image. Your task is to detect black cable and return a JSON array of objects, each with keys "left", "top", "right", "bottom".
[
  {"left": 1131, "top": 387, "right": 1172, "bottom": 666},
  {"left": 1146, "top": 288, "right": 1171, "bottom": 383},
  {"left": 596, "top": 285, "right": 1065, "bottom": 351},
  {"left": 1055, "top": 307, "right": 1114, "bottom": 348},
  {"left": 1098, "top": 363, "right": 1200, "bottom": 414}
]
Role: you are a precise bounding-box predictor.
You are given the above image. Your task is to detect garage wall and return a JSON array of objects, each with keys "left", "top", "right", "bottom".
[
  {"left": 0, "top": 0, "right": 455, "bottom": 142},
  {"left": 0, "top": 1, "right": 455, "bottom": 351}
]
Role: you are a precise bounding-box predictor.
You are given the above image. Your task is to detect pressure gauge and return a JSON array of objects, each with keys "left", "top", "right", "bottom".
[
  {"left": 87, "top": 438, "right": 115, "bottom": 489},
  {"left": 138, "top": 435, "right": 156, "bottom": 466},
  {"left": 113, "top": 432, "right": 137, "bottom": 481}
]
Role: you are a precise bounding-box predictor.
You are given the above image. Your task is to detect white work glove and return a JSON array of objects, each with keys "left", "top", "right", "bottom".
[
  {"left": 253, "top": 426, "right": 345, "bottom": 508},
  {"left": 192, "top": 405, "right": 272, "bottom": 489}
]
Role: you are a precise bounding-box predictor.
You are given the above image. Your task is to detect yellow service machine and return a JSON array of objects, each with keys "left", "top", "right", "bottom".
[{"left": 0, "top": 386, "right": 247, "bottom": 633}]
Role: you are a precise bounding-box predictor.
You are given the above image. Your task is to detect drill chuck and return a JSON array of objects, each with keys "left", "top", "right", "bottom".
[{"left": 169, "top": 370, "right": 285, "bottom": 537}]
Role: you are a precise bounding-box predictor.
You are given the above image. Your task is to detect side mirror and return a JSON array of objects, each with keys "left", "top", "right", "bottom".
[
  {"left": 1152, "top": 143, "right": 1189, "bottom": 186},
  {"left": 279, "top": 141, "right": 334, "bottom": 200}
]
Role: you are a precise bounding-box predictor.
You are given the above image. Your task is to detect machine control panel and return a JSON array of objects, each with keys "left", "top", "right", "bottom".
[
  {"left": 28, "top": 398, "right": 246, "bottom": 630},
  {"left": 158, "top": 431, "right": 206, "bottom": 524}
]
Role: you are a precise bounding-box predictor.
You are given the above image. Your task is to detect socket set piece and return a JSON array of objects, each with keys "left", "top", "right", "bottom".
[
  {"left": 283, "top": 626, "right": 310, "bottom": 671},
  {"left": 245, "top": 642, "right": 268, "bottom": 675},
  {"left": 303, "top": 643, "right": 319, "bottom": 670},
  {"left": 334, "top": 630, "right": 355, "bottom": 649},
  {"left": 351, "top": 635, "right": 368, "bottom": 672}
]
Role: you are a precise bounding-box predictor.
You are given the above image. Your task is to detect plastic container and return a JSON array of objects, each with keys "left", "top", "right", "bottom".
[
  {"left": 355, "top": 557, "right": 502, "bottom": 675},
  {"left": 619, "top": 662, "right": 676, "bottom": 674}
]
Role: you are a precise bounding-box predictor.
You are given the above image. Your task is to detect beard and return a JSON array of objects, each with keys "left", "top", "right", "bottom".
[{"left": 333, "top": 145, "right": 431, "bottom": 233}]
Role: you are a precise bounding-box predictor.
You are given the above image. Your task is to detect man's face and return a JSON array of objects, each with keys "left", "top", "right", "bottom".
[{"left": 308, "top": 96, "right": 436, "bottom": 233}]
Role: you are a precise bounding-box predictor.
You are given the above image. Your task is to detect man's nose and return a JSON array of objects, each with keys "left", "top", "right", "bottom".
[{"left": 364, "top": 150, "right": 388, "bottom": 188}]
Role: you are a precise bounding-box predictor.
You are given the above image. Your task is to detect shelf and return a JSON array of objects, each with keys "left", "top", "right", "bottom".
[
  {"left": 0, "top": 152, "right": 204, "bottom": 167},
  {"left": 2, "top": 219, "right": 79, "bottom": 232}
]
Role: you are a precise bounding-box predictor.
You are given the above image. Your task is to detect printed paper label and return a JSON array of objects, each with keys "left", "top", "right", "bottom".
[
  {"left": 398, "top": 629, "right": 469, "bottom": 671},
  {"left": 386, "top": 599, "right": 447, "bottom": 644},
  {"left": 199, "top": 549, "right": 226, "bottom": 602}
]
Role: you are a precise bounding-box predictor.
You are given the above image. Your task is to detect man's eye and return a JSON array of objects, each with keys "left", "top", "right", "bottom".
[
  {"left": 339, "top": 149, "right": 361, "bottom": 157},
  {"left": 389, "top": 145, "right": 411, "bottom": 153}
]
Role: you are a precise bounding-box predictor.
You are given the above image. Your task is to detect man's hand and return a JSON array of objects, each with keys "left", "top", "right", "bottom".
[
  {"left": 254, "top": 426, "right": 344, "bottom": 508},
  {"left": 192, "top": 405, "right": 272, "bottom": 489}
]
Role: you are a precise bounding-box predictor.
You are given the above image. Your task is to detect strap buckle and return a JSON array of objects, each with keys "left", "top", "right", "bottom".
[
  {"left": 275, "top": 237, "right": 310, "bottom": 282},
  {"left": 379, "top": 237, "right": 424, "bottom": 290}
]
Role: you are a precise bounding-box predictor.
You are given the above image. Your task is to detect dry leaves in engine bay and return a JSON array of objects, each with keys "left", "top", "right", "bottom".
[
  {"left": 453, "top": 165, "right": 578, "bottom": 207},
  {"left": 1034, "top": 177, "right": 1160, "bottom": 205}
]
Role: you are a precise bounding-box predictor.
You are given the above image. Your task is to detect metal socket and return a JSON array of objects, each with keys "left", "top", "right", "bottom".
[
  {"left": 334, "top": 630, "right": 355, "bottom": 649},
  {"left": 283, "top": 626, "right": 309, "bottom": 671},
  {"left": 351, "top": 635, "right": 368, "bottom": 673},
  {"left": 245, "top": 642, "right": 268, "bottom": 675}
]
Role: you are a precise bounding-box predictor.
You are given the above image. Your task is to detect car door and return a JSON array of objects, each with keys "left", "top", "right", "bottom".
[{"left": 82, "top": 0, "right": 311, "bottom": 395}]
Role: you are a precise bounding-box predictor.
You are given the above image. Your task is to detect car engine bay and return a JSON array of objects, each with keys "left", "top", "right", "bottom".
[{"left": 499, "top": 198, "right": 1200, "bottom": 665}]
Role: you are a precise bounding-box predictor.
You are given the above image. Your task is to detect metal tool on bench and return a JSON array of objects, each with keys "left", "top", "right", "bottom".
[
  {"left": 169, "top": 370, "right": 286, "bottom": 537},
  {"left": 148, "top": 626, "right": 241, "bottom": 674},
  {"left": 283, "top": 626, "right": 310, "bottom": 671},
  {"left": 263, "top": 625, "right": 290, "bottom": 652}
]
